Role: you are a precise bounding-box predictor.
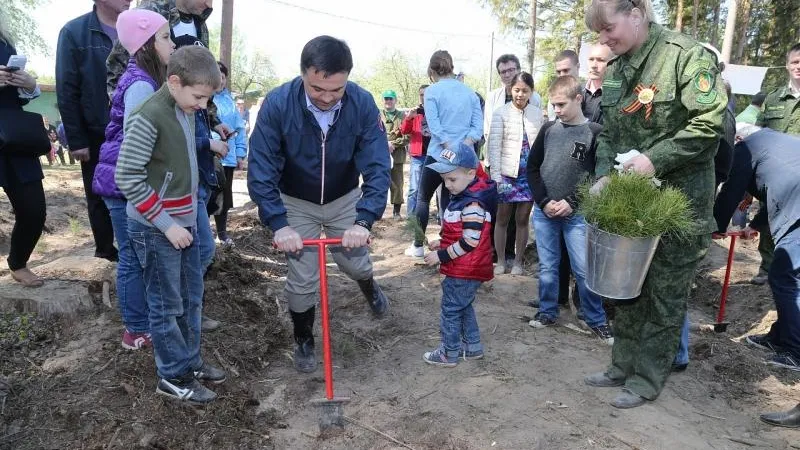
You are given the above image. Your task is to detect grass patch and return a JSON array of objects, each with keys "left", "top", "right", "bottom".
[
  {"left": 68, "top": 217, "right": 82, "bottom": 235},
  {"left": 34, "top": 238, "right": 50, "bottom": 253},
  {"left": 578, "top": 173, "right": 694, "bottom": 238}
]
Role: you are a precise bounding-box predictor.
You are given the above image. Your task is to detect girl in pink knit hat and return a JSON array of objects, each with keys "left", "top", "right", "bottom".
[{"left": 92, "top": 8, "right": 174, "bottom": 351}]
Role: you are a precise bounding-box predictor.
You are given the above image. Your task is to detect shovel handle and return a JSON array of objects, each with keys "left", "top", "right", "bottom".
[
  {"left": 716, "top": 235, "right": 737, "bottom": 325},
  {"left": 303, "top": 238, "right": 340, "bottom": 401}
]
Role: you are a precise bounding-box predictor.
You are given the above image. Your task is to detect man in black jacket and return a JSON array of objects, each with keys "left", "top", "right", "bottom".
[{"left": 56, "top": 0, "right": 130, "bottom": 261}]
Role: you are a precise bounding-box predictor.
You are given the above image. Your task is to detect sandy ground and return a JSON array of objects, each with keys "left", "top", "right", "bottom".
[{"left": 0, "top": 167, "right": 798, "bottom": 450}]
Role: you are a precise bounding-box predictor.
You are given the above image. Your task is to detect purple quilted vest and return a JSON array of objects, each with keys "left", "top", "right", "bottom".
[{"left": 92, "top": 59, "right": 159, "bottom": 199}]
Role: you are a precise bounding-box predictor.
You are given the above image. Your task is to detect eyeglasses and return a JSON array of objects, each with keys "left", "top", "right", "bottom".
[{"left": 498, "top": 68, "right": 519, "bottom": 75}]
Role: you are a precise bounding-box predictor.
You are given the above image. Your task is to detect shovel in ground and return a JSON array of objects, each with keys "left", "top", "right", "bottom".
[
  {"left": 303, "top": 238, "right": 350, "bottom": 433},
  {"left": 713, "top": 230, "right": 756, "bottom": 333}
]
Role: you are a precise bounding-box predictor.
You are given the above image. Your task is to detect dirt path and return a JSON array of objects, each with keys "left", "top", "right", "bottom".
[{"left": 1, "top": 169, "right": 798, "bottom": 450}]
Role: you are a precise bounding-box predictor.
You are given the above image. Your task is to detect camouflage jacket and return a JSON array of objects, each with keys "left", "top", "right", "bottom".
[
  {"left": 596, "top": 23, "right": 727, "bottom": 235},
  {"left": 756, "top": 85, "right": 800, "bottom": 135},
  {"left": 383, "top": 109, "right": 409, "bottom": 164},
  {"left": 106, "top": 0, "right": 212, "bottom": 98}
]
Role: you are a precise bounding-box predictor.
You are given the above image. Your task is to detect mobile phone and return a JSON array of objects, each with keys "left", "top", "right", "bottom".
[
  {"left": 5, "top": 55, "right": 26, "bottom": 72},
  {"left": 223, "top": 130, "right": 239, "bottom": 141},
  {"left": 0, "top": 67, "right": 19, "bottom": 72}
]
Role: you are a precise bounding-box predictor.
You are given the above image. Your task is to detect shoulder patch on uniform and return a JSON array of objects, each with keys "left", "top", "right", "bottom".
[
  {"left": 696, "top": 91, "right": 718, "bottom": 105},
  {"left": 693, "top": 70, "right": 715, "bottom": 93},
  {"left": 685, "top": 60, "right": 712, "bottom": 77}
]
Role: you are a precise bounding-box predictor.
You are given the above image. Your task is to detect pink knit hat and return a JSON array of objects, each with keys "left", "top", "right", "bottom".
[{"left": 116, "top": 9, "right": 168, "bottom": 55}]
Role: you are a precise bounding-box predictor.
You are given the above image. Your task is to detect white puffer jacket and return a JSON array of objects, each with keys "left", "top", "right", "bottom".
[{"left": 487, "top": 102, "right": 544, "bottom": 181}]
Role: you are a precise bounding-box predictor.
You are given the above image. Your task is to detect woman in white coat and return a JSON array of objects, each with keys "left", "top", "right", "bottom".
[{"left": 487, "top": 72, "right": 543, "bottom": 275}]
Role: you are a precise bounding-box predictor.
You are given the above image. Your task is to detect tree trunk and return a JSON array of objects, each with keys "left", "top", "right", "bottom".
[
  {"left": 676, "top": 0, "right": 684, "bottom": 32},
  {"left": 528, "top": 0, "right": 537, "bottom": 73},
  {"left": 692, "top": 0, "right": 699, "bottom": 39},
  {"left": 734, "top": 0, "right": 752, "bottom": 64},
  {"left": 220, "top": 0, "right": 234, "bottom": 77},
  {"left": 721, "top": 0, "right": 737, "bottom": 64},
  {"left": 710, "top": 2, "right": 721, "bottom": 47}
]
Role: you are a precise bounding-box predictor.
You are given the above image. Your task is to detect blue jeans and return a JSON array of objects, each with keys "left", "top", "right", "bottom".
[
  {"left": 196, "top": 184, "right": 215, "bottom": 272},
  {"left": 129, "top": 220, "right": 204, "bottom": 379},
  {"left": 766, "top": 226, "right": 800, "bottom": 358},
  {"left": 533, "top": 207, "right": 607, "bottom": 328},
  {"left": 407, "top": 156, "right": 425, "bottom": 215},
  {"left": 103, "top": 197, "right": 148, "bottom": 333},
  {"left": 674, "top": 313, "right": 690, "bottom": 365},
  {"left": 440, "top": 276, "right": 483, "bottom": 358}
]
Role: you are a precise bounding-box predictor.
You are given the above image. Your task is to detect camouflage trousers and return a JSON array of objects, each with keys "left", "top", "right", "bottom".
[
  {"left": 607, "top": 233, "right": 711, "bottom": 400},
  {"left": 389, "top": 161, "right": 405, "bottom": 206}
]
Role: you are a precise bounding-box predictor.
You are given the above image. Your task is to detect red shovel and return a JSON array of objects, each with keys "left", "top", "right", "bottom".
[
  {"left": 302, "top": 238, "right": 350, "bottom": 433},
  {"left": 714, "top": 230, "right": 757, "bottom": 333}
]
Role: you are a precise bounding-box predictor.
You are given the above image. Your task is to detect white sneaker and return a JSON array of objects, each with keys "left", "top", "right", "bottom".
[
  {"left": 510, "top": 264, "right": 524, "bottom": 275},
  {"left": 404, "top": 244, "right": 424, "bottom": 258},
  {"left": 494, "top": 263, "right": 506, "bottom": 275}
]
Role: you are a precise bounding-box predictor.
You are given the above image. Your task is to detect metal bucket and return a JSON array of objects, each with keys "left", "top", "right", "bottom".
[{"left": 585, "top": 224, "right": 661, "bottom": 299}]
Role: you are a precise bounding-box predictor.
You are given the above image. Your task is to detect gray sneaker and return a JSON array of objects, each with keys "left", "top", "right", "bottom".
[
  {"left": 750, "top": 270, "right": 769, "bottom": 285},
  {"left": 584, "top": 371, "right": 625, "bottom": 387},
  {"left": 201, "top": 315, "right": 221, "bottom": 332},
  {"left": 194, "top": 362, "right": 227, "bottom": 384},
  {"left": 156, "top": 375, "right": 217, "bottom": 404}
]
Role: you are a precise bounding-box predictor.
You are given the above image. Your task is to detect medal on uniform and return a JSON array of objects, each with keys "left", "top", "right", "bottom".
[{"left": 622, "top": 83, "right": 659, "bottom": 121}]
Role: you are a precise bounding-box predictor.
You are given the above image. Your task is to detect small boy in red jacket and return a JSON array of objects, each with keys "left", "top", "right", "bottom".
[{"left": 422, "top": 143, "right": 498, "bottom": 367}]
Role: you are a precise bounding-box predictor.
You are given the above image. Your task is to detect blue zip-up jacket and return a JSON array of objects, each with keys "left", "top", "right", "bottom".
[
  {"left": 423, "top": 78, "right": 483, "bottom": 155},
  {"left": 248, "top": 77, "right": 391, "bottom": 231},
  {"left": 213, "top": 88, "right": 247, "bottom": 167},
  {"left": 56, "top": 6, "right": 113, "bottom": 151}
]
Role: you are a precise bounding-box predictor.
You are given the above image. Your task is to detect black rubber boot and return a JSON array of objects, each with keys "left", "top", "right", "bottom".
[
  {"left": 357, "top": 277, "right": 389, "bottom": 318},
  {"left": 290, "top": 307, "right": 316, "bottom": 373}
]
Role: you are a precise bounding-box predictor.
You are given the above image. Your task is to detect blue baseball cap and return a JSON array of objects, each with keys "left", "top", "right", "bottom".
[{"left": 426, "top": 142, "right": 478, "bottom": 173}]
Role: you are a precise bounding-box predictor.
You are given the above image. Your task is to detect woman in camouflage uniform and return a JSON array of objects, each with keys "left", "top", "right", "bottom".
[{"left": 582, "top": 0, "right": 727, "bottom": 408}]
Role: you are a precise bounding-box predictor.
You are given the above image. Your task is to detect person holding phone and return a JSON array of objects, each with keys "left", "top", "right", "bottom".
[
  {"left": 211, "top": 61, "right": 246, "bottom": 247},
  {"left": 0, "top": 25, "right": 47, "bottom": 287}
]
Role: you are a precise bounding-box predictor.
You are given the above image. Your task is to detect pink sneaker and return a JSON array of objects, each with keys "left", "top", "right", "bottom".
[{"left": 121, "top": 330, "right": 152, "bottom": 350}]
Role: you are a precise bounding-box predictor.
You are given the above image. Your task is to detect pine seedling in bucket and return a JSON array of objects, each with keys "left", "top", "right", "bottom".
[{"left": 577, "top": 173, "right": 694, "bottom": 299}]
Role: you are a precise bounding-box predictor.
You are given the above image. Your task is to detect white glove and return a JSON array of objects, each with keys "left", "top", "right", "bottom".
[{"left": 613, "top": 149, "right": 641, "bottom": 173}]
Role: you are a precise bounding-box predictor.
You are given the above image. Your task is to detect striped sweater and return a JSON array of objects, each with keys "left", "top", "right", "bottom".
[{"left": 115, "top": 84, "right": 199, "bottom": 233}]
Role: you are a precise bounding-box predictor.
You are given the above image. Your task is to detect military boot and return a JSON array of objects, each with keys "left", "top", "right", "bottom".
[{"left": 290, "top": 307, "right": 316, "bottom": 373}]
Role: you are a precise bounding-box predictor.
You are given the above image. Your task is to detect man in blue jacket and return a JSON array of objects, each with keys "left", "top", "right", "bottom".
[
  {"left": 56, "top": 0, "right": 129, "bottom": 261},
  {"left": 248, "top": 36, "right": 391, "bottom": 373}
]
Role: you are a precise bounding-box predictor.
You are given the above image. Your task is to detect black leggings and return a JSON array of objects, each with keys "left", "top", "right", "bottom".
[
  {"left": 413, "top": 155, "right": 450, "bottom": 247},
  {"left": 213, "top": 166, "right": 236, "bottom": 237},
  {"left": 4, "top": 178, "right": 46, "bottom": 271}
]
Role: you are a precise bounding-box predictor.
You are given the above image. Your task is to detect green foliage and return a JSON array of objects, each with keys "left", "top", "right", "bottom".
[
  {"left": 208, "top": 26, "right": 278, "bottom": 100},
  {"left": 0, "top": 0, "right": 49, "bottom": 55},
  {"left": 578, "top": 173, "right": 694, "bottom": 238},
  {"left": 480, "top": 0, "right": 590, "bottom": 77},
  {"left": 351, "top": 49, "right": 428, "bottom": 108}
]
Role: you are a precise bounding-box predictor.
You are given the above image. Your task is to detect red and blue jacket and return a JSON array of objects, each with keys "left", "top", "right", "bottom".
[{"left": 438, "top": 174, "right": 498, "bottom": 281}]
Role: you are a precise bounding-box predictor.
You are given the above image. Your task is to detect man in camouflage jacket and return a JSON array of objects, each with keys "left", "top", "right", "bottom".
[
  {"left": 106, "top": 0, "right": 212, "bottom": 98},
  {"left": 382, "top": 90, "right": 409, "bottom": 219}
]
